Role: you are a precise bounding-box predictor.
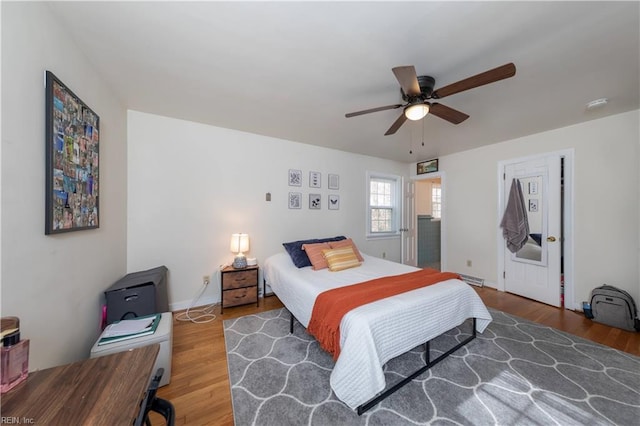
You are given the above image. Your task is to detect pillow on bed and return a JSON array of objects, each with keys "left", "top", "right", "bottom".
[
  {"left": 322, "top": 246, "right": 361, "bottom": 272},
  {"left": 283, "top": 236, "right": 346, "bottom": 268},
  {"left": 328, "top": 238, "right": 364, "bottom": 262},
  {"left": 529, "top": 233, "right": 542, "bottom": 246},
  {"left": 302, "top": 242, "right": 332, "bottom": 270}
]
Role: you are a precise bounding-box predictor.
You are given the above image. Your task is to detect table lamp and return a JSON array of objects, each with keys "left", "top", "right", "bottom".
[{"left": 230, "top": 233, "right": 249, "bottom": 269}]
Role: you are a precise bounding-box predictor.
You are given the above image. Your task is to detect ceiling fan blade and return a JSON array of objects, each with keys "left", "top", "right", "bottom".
[
  {"left": 345, "top": 104, "right": 403, "bottom": 118},
  {"left": 384, "top": 113, "right": 408, "bottom": 135},
  {"left": 429, "top": 103, "right": 469, "bottom": 124},
  {"left": 392, "top": 66, "right": 421, "bottom": 97},
  {"left": 432, "top": 63, "right": 516, "bottom": 99}
]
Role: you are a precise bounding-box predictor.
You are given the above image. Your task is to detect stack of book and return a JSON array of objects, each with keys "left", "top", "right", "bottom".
[{"left": 98, "top": 313, "right": 161, "bottom": 346}]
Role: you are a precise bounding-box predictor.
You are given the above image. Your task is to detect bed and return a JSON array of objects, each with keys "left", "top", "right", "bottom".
[{"left": 263, "top": 250, "right": 492, "bottom": 412}]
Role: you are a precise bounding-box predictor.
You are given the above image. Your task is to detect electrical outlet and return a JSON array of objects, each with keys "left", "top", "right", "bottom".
[{"left": 202, "top": 275, "right": 210, "bottom": 286}]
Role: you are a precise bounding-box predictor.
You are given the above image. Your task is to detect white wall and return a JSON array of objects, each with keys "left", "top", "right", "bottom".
[
  {"left": 1, "top": 2, "right": 128, "bottom": 370},
  {"left": 127, "top": 111, "right": 408, "bottom": 309},
  {"left": 427, "top": 111, "right": 639, "bottom": 307}
]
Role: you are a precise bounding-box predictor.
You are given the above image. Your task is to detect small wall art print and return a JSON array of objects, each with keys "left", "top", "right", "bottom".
[
  {"left": 417, "top": 158, "right": 438, "bottom": 175},
  {"left": 288, "top": 169, "right": 302, "bottom": 186},
  {"left": 309, "top": 194, "right": 321, "bottom": 210},
  {"left": 309, "top": 171, "right": 321, "bottom": 188},
  {"left": 328, "top": 173, "right": 339, "bottom": 190},
  {"left": 45, "top": 71, "right": 99, "bottom": 234},
  {"left": 328, "top": 194, "right": 340, "bottom": 210},
  {"left": 288, "top": 192, "right": 302, "bottom": 209}
]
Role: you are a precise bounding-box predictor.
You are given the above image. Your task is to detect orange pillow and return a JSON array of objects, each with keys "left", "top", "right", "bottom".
[
  {"left": 329, "top": 238, "right": 364, "bottom": 262},
  {"left": 302, "top": 242, "right": 332, "bottom": 270}
]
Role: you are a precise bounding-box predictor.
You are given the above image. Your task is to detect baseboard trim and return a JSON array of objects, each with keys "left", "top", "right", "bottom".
[{"left": 170, "top": 295, "right": 218, "bottom": 312}]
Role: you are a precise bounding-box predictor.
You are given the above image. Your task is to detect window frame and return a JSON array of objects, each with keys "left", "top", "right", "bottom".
[
  {"left": 366, "top": 171, "right": 401, "bottom": 239},
  {"left": 431, "top": 183, "right": 442, "bottom": 219}
]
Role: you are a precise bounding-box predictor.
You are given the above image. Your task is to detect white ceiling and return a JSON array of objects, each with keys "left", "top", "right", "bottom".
[{"left": 48, "top": 1, "right": 639, "bottom": 163}]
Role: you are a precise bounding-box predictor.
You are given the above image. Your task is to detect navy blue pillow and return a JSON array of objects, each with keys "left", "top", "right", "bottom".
[
  {"left": 283, "top": 236, "right": 346, "bottom": 268},
  {"left": 529, "top": 233, "right": 542, "bottom": 246}
]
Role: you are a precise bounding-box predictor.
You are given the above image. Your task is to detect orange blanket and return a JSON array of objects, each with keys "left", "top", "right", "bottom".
[{"left": 307, "top": 268, "right": 460, "bottom": 360}]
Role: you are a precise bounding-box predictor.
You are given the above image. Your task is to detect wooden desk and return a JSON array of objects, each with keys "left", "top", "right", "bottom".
[{"left": 1, "top": 344, "right": 159, "bottom": 425}]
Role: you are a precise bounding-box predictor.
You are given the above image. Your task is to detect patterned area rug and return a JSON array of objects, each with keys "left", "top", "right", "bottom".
[{"left": 224, "top": 308, "right": 640, "bottom": 425}]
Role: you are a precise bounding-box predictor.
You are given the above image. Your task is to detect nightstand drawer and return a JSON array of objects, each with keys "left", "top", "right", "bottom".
[
  {"left": 222, "top": 269, "right": 258, "bottom": 289},
  {"left": 223, "top": 287, "right": 258, "bottom": 307},
  {"left": 220, "top": 265, "right": 259, "bottom": 313}
]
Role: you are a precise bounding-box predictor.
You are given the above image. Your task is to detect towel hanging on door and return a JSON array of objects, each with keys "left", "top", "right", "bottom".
[{"left": 500, "top": 178, "right": 530, "bottom": 253}]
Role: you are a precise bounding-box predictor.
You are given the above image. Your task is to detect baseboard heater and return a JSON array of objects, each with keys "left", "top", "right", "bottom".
[{"left": 459, "top": 273, "right": 484, "bottom": 287}]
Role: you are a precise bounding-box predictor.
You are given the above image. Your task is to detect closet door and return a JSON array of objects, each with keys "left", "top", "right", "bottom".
[{"left": 502, "top": 154, "right": 561, "bottom": 307}]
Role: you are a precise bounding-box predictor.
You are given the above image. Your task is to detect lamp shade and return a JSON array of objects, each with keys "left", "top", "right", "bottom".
[
  {"left": 404, "top": 103, "right": 430, "bottom": 121},
  {"left": 230, "top": 233, "right": 249, "bottom": 254}
]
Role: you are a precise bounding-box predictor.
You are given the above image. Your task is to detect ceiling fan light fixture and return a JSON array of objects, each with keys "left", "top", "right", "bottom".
[{"left": 405, "top": 103, "right": 429, "bottom": 121}]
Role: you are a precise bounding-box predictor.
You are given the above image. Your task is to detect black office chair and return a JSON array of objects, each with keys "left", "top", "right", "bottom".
[{"left": 134, "top": 368, "right": 175, "bottom": 426}]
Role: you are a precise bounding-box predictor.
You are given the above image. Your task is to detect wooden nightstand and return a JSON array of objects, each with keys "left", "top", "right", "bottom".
[{"left": 220, "top": 265, "right": 259, "bottom": 313}]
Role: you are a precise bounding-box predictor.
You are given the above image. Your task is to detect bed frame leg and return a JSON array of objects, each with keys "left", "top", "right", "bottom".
[
  {"left": 356, "top": 317, "right": 477, "bottom": 416},
  {"left": 289, "top": 311, "right": 294, "bottom": 334}
]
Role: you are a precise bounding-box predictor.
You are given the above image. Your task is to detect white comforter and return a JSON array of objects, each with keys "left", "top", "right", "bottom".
[{"left": 263, "top": 252, "right": 492, "bottom": 409}]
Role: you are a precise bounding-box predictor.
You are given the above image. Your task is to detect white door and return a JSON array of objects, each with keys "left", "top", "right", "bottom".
[
  {"left": 502, "top": 154, "right": 561, "bottom": 307},
  {"left": 401, "top": 179, "right": 416, "bottom": 266}
]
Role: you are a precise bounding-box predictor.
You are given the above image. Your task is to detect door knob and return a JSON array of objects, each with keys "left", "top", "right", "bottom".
[{"left": 547, "top": 236, "right": 557, "bottom": 242}]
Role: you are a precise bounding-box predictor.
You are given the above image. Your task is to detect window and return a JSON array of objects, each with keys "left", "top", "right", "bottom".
[
  {"left": 431, "top": 183, "right": 441, "bottom": 219},
  {"left": 367, "top": 172, "right": 401, "bottom": 238}
]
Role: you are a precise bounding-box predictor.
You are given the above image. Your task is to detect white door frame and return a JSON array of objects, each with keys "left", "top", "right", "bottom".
[
  {"left": 497, "top": 149, "right": 575, "bottom": 310},
  {"left": 401, "top": 177, "right": 416, "bottom": 266},
  {"left": 411, "top": 171, "right": 447, "bottom": 270}
]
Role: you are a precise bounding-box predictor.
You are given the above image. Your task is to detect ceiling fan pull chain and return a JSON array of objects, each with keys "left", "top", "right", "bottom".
[
  {"left": 409, "top": 131, "right": 413, "bottom": 155},
  {"left": 409, "top": 123, "right": 414, "bottom": 154}
]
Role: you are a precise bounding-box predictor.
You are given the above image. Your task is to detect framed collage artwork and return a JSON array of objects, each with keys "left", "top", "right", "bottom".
[{"left": 45, "top": 71, "right": 100, "bottom": 234}]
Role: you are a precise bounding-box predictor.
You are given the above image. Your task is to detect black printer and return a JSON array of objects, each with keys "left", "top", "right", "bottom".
[{"left": 104, "top": 266, "right": 169, "bottom": 325}]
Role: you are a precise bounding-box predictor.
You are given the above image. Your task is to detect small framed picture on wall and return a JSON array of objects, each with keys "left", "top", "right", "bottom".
[
  {"left": 417, "top": 158, "right": 438, "bottom": 174},
  {"left": 328, "top": 173, "right": 339, "bottom": 190},
  {"left": 328, "top": 194, "right": 340, "bottom": 210},
  {"left": 309, "top": 194, "right": 321, "bottom": 209},
  {"left": 288, "top": 169, "right": 302, "bottom": 186},
  {"left": 288, "top": 192, "right": 301, "bottom": 209},
  {"left": 309, "top": 171, "right": 321, "bottom": 188}
]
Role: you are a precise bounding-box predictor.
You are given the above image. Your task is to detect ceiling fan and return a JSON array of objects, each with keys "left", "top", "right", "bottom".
[{"left": 345, "top": 63, "right": 516, "bottom": 135}]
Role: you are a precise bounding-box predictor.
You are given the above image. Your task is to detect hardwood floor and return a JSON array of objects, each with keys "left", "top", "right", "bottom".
[{"left": 153, "top": 288, "right": 639, "bottom": 425}]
